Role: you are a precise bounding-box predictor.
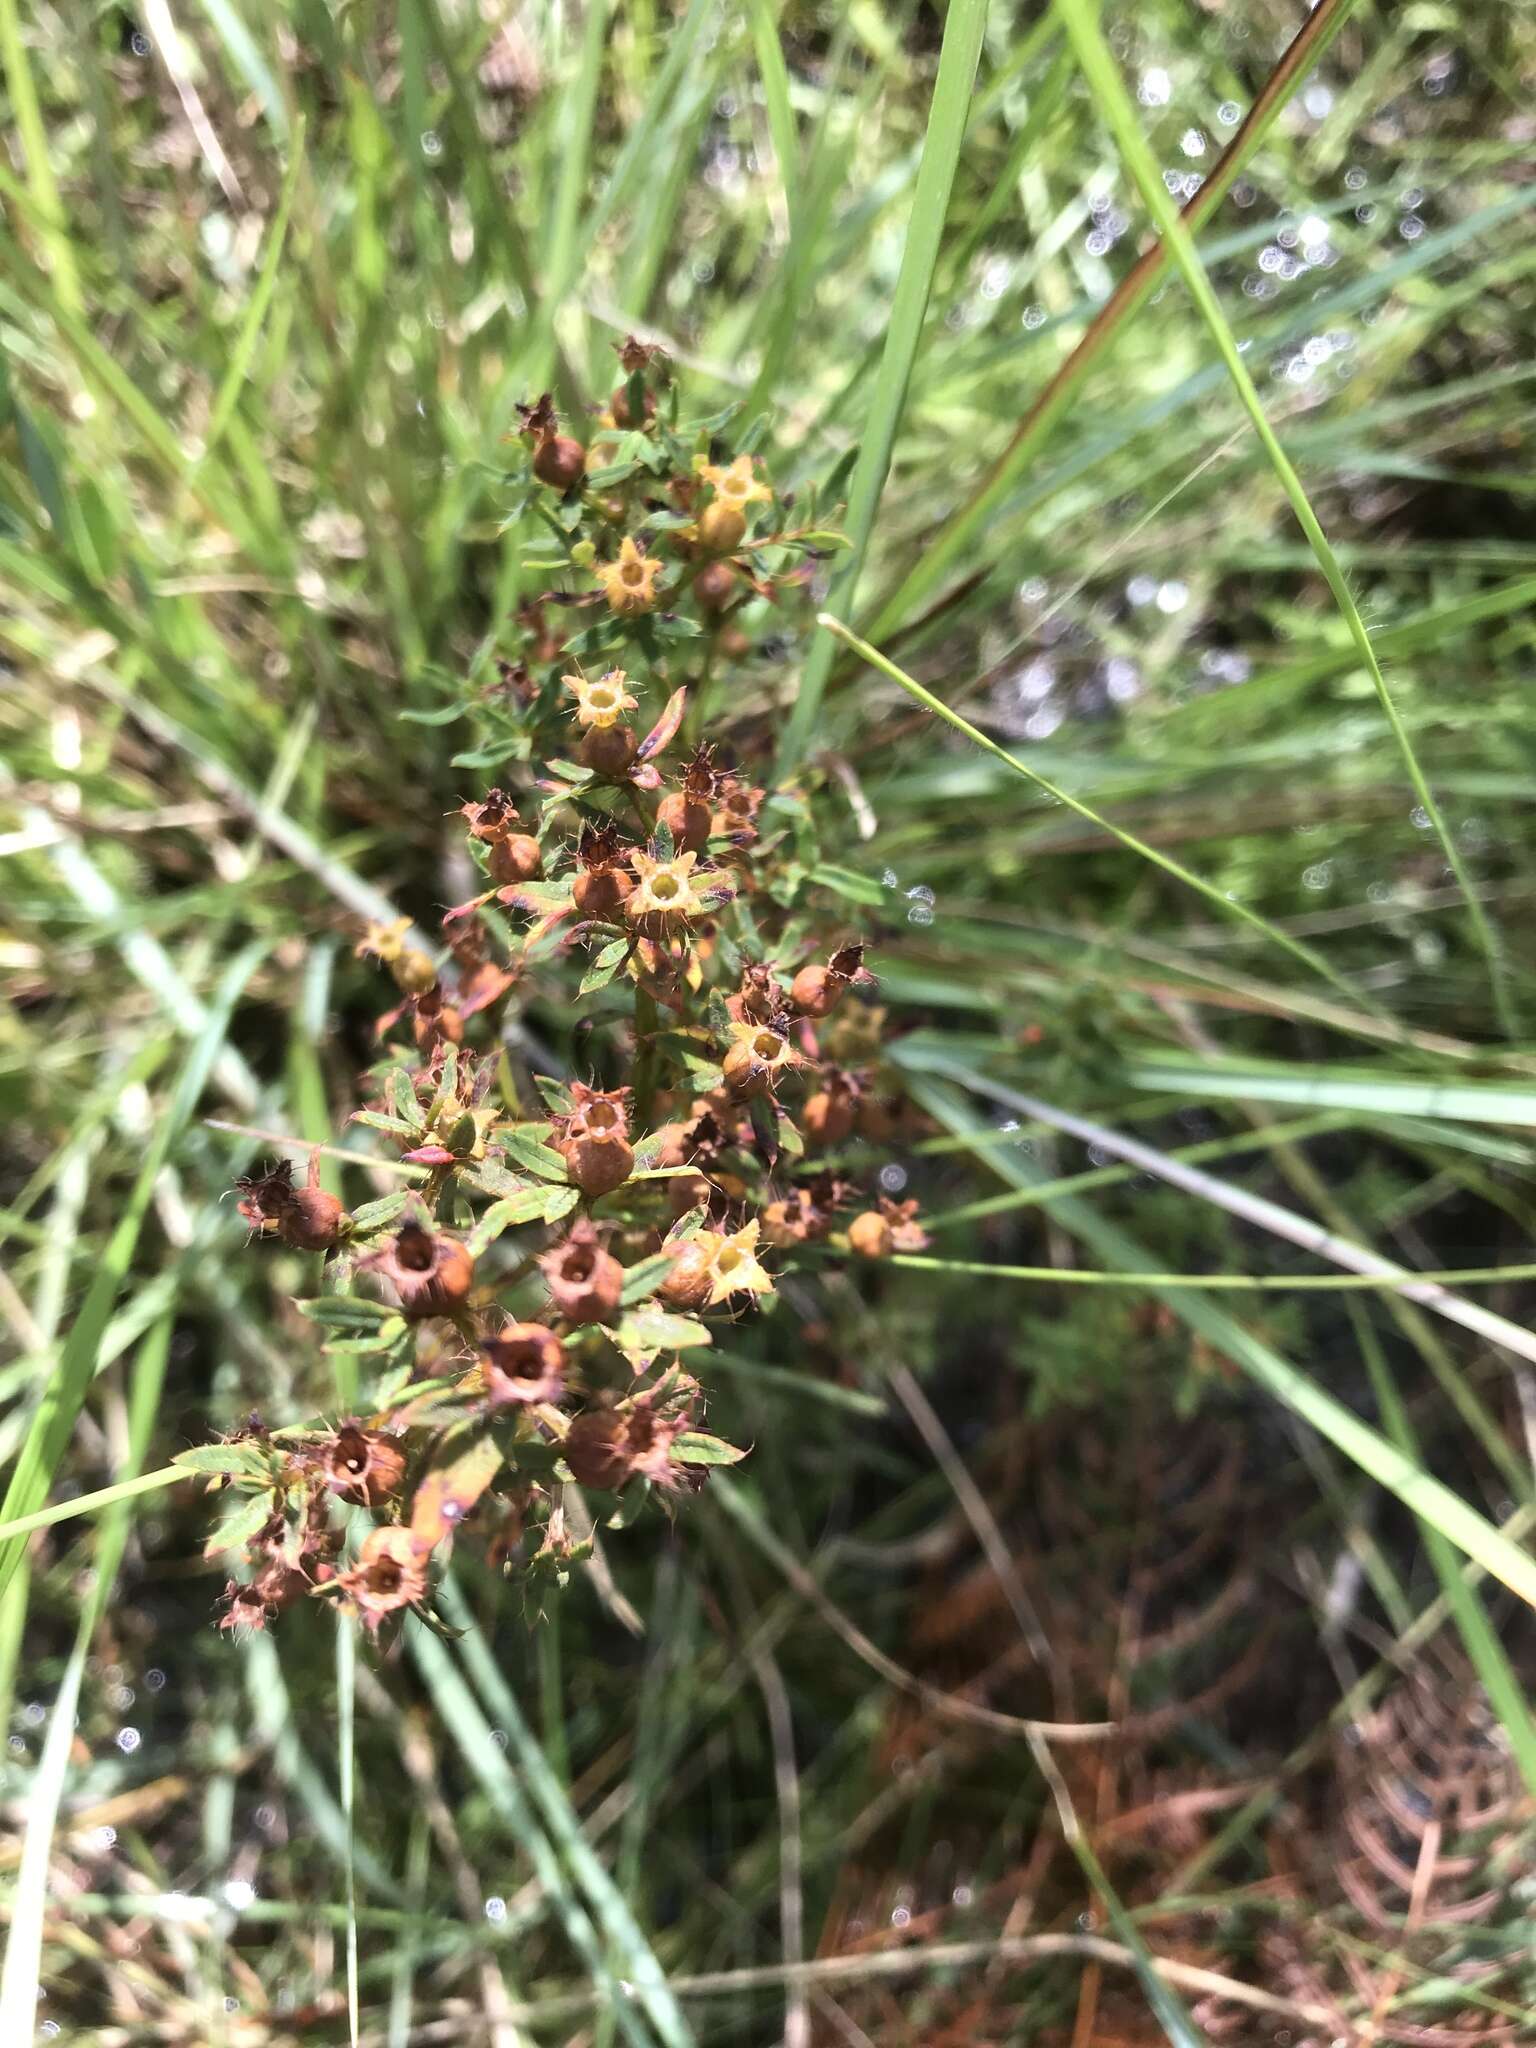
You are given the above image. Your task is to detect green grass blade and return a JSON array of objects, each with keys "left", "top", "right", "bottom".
[
  {"left": 200, "top": 120, "right": 306, "bottom": 461},
  {"left": 1050, "top": 0, "right": 1513, "bottom": 1035},
  {"left": 0, "top": 0, "right": 79, "bottom": 313},
  {"left": 1125, "top": 1061, "right": 1536, "bottom": 1127},
  {"left": 777, "top": 0, "right": 988, "bottom": 773}
]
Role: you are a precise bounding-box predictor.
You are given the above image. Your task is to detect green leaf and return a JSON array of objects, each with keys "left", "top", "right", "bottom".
[
  {"left": 671, "top": 1431, "right": 747, "bottom": 1467},
  {"left": 465, "top": 1189, "right": 559, "bottom": 1254},
  {"left": 298, "top": 1295, "right": 396, "bottom": 1330},
  {"left": 580, "top": 936, "right": 632, "bottom": 996},
  {"left": 501, "top": 1126, "right": 572, "bottom": 1183},
  {"left": 203, "top": 1489, "right": 282, "bottom": 1559},
  {"left": 614, "top": 1307, "right": 712, "bottom": 1357},
  {"left": 172, "top": 1442, "right": 278, "bottom": 1483},
  {"left": 619, "top": 1251, "right": 680, "bottom": 1308}
]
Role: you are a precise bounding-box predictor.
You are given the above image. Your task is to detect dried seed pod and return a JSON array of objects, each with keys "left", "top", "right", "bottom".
[
  {"left": 540, "top": 1219, "right": 624, "bottom": 1324},
  {"left": 659, "top": 1236, "right": 717, "bottom": 1311},
  {"left": 321, "top": 1425, "right": 406, "bottom": 1506},
  {"left": 574, "top": 865, "right": 633, "bottom": 918},
  {"left": 533, "top": 433, "right": 586, "bottom": 490},
  {"left": 580, "top": 723, "right": 639, "bottom": 777},
  {"left": 490, "top": 833, "right": 543, "bottom": 884},
  {"left": 657, "top": 788, "right": 712, "bottom": 853},
  {"left": 802, "top": 1085, "right": 856, "bottom": 1149},
  {"left": 481, "top": 1324, "right": 566, "bottom": 1406},
  {"left": 368, "top": 1221, "right": 476, "bottom": 1318},
  {"left": 338, "top": 1526, "right": 429, "bottom": 1629},
  {"left": 562, "top": 1412, "right": 632, "bottom": 1491},
  {"left": 847, "top": 1210, "right": 894, "bottom": 1259},
  {"left": 693, "top": 559, "right": 737, "bottom": 610},
  {"left": 279, "top": 1154, "right": 348, "bottom": 1252}
]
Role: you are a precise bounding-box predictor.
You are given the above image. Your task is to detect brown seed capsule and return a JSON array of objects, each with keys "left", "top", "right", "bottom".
[
  {"left": 668, "top": 1171, "right": 712, "bottom": 1218},
  {"left": 657, "top": 789, "right": 712, "bottom": 853},
  {"left": 321, "top": 1425, "right": 407, "bottom": 1506},
  {"left": 372, "top": 1222, "right": 476, "bottom": 1318},
  {"left": 847, "top": 1210, "right": 894, "bottom": 1260},
  {"left": 791, "top": 964, "right": 842, "bottom": 1019},
  {"left": 559, "top": 1131, "right": 635, "bottom": 1195},
  {"left": 393, "top": 949, "right": 439, "bottom": 996},
  {"left": 856, "top": 1094, "right": 898, "bottom": 1143},
  {"left": 802, "top": 1088, "right": 857, "bottom": 1148},
  {"left": 533, "top": 433, "right": 586, "bottom": 490},
  {"left": 658, "top": 1236, "right": 717, "bottom": 1311},
  {"left": 562, "top": 1413, "right": 632, "bottom": 1492},
  {"left": 481, "top": 1323, "right": 566, "bottom": 1407},
  {"left": 580, "top": 723, "right": 639, "bottom": 777},
  {"left": 279, "top": 1154, "right": 348, "bottom": 1252},
  {"left": 609, "top": 384, "right": 656, "bottom": 429},
  {"left": 490, "top": 833, "right": 543, "bottom": 884},
  {"left": 339, "top": 1526, "right": 429, "bottom": 1630},
  {"left": 573, "top": 865, "right": 633, "bottom": 919},
  {"left": 698, "top": 500, "right": 746, "bottom": 553},
  {"left": 692, "top": 560, "right": 737, "bottom": 611},
  {"left": 721, "top": 1040, "right": 765, "bottom": 1099},
  {"left": 540, "top": 1220, "right": 624, "bottom": 1325}
]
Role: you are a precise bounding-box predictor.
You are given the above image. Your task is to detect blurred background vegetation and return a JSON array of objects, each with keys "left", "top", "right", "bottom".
[{"left": 4, "top": 0, "right": 1536, "bottom": 2041}]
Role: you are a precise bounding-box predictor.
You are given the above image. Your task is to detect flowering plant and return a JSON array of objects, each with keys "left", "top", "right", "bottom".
[{"left": 191, "top": 343, "right": 925, "bottom": 1637}]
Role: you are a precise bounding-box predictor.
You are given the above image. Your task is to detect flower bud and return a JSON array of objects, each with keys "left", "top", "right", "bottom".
[
  {"left": 570, "top": 539, "right": 597, "bottom": 568},
  {"left": 393, "top": 949, "right": 439, "bottom": 996},
  {"left": 847, "top": 1210, "right": 893, "bottom": 1259}
]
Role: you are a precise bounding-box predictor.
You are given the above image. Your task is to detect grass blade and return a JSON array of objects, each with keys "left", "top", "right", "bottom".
[{"left": 777, "top": 0, "right": 988, "bottom": 773}]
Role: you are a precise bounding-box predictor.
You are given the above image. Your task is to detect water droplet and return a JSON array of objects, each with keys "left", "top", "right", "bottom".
[
  {"left": 952, "top": 1883, "right": 974, "bottom": 1906},
  {"left": 222, "top": 1879, "right": 256, "bottom": 1911},
  {"left": 484, "top": 1895, "right": 508, "bottom": 1923},
  {"left": 1154, "top": 579, "right": 1189, "bottom": 614},
  {"left": 1301, "top": 862, "right": 1333, "bottom": 891},
  {"left": 420, "top": 130, "right": 443, "bottom": 159},
  {"left": 1179, "top": 127, "right": 1206, "bottom": 156},
  {"left": 1344, "top": 165, "right": 1367, "bottom": 190},
  {"left": 878, "top": 1164, "right": 908, "bottom": 1195},
  {"left": 906, "top": 884, "right": 935, "bottom": 905},
  {"left": 880, "top": 868, "right": 899, "bottom": 890},
  {"left": 1138, "top": 67, "right": 1172, "bottom": 107},
  {"left": 115, "top": 1727, "right": 141, "bottom": 1755},
  {"left": 1022, "top": 304, "right": 1047, "bottom": 331},
  {"left": 1126, "top": 574, "right": 1158, "bottom": 608},
  {"left": 891, "top": 1905, "right": 911, "bottom": 1928},
  {"left": 906, "top": 903, "right": 935, "bottom": 928},
  {"left": 1399, "top": 215, "right": 1425, "bottom": 241},
  {"left": 1217, "top": 100, "right": 1242, "bottom": 125},
  {"left": 1410, "top": 806, "right": 1432, "bottom": 830},
  {"left": 1302, "top": 82, "right": 1334, "bottom": 119}
]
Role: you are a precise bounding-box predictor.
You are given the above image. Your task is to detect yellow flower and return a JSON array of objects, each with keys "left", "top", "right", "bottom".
[
  {"left": 705, "top": 1220, "right": 774, "bottom": 1306},
  {"left": 627, "top": 849, "right": 708, "bottom": 925},
  {"left": 357, "top": 916, "right": 411, "bottom": 963},
  {"left": 696, "top": 454, "right": 772, "bottom": 509},
  {"left": 593, "top": 536, "right": 664, "bottom": 616},
  {"left": 564, "top": 668, "right": 638, "bottom": 730}
]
